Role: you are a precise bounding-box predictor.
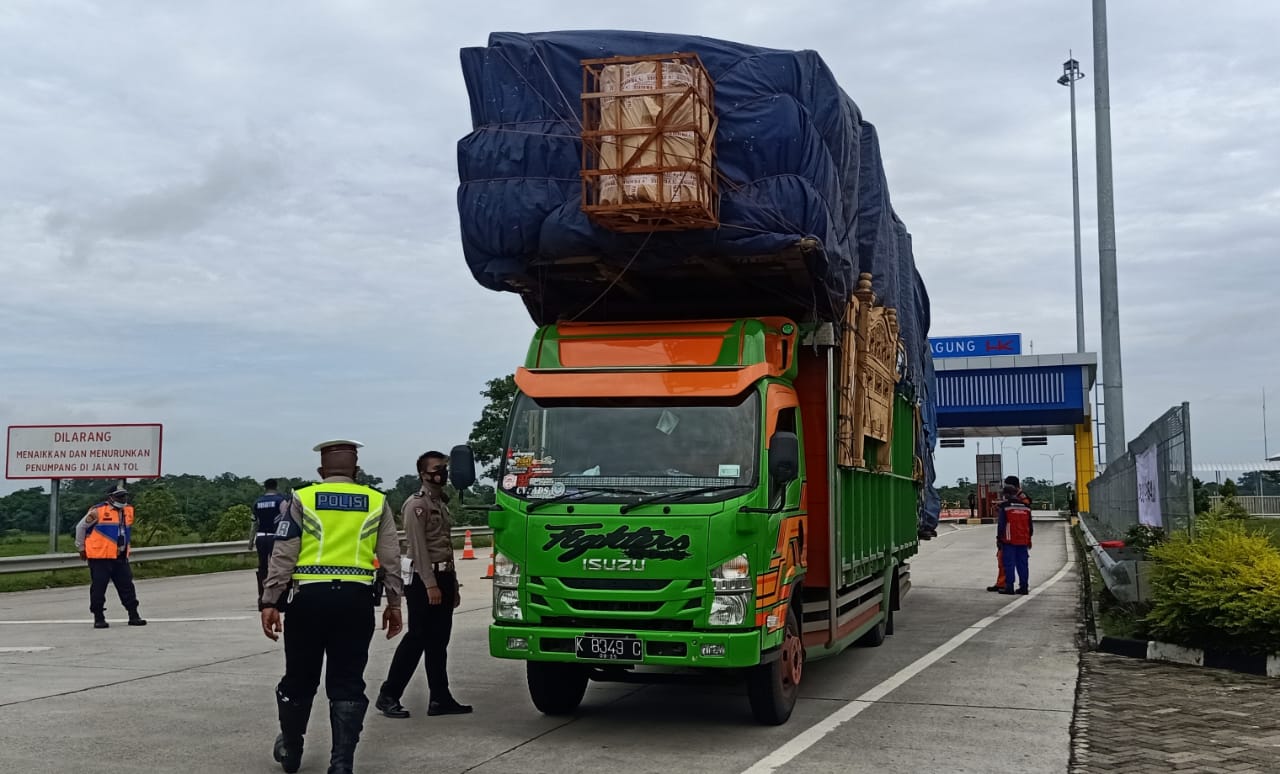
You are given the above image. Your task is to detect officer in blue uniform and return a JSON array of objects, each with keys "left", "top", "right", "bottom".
[{"left": 252, "top": 479, "right": 289, "bottom": 603}]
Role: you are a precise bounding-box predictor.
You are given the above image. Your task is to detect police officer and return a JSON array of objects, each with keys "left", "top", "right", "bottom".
[
  {"left": 259, "top": 440, "right": 404, "bottom": 774},
  {"left": 375, "top": 450, "right": 472, "bottom": 719},
  {"left": 74, "top": 485, "right": 146, "bottom": 629},
  {"left": 251, "top": 478, "right": 289, "bottom": 603}
]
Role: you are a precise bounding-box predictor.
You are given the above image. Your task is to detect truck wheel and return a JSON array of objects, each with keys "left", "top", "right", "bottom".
[
  {"left": 856, "top": 605, "right": 891, "bottom": 647},
  {"left": 747, "top": 600, "right": 804, "bottom": 725},
  {"left": 526, "top": 662, "right": 589, "bottom": 716}
]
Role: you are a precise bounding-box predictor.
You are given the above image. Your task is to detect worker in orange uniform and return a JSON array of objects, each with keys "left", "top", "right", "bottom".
[
  {"left": 74, "top": 485, "right": 147, "bottom": 629},
  {"left": 987, "top": 476, "right": 1031, "bottom": 592},
  {"left": 996, "top": 483, "right": 1034, "bottom": 594}
]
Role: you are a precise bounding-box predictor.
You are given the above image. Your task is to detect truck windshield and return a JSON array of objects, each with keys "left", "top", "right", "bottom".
[{"left": 499, "top": 391, "right": 760, "bottom": 503}]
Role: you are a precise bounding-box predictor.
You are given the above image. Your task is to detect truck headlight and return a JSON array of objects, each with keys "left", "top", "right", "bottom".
[
  {"left": 494, "top": 552, "right": 520, "bottom": 588},
  {"left": 712, "top": 554, "right": 752, "bottom": 592},
  {"left": 494, "top": 587, "right": 523, "bottom": 621},
  {"left": 709, "top": 592, "right": 749, "bottom": 626}
]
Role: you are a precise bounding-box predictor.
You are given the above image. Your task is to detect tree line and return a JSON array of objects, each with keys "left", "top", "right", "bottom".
[{"left": 0, "top": 375, "right": 519, "bottom": 545}]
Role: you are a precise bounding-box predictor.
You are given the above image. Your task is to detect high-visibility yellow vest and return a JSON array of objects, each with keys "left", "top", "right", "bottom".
[{"left": 291, "top": 482, "right": 384, "bottom": 583}]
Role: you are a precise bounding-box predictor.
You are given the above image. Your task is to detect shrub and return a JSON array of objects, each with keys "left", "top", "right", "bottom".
[
  {"left": 1124, "top": 524, "right": 1167, "bottom": 556},
  {"left": 1210, "top": 497, "right": 1250, "bottom": 520},
  {"left": 1144, "top": 516, "right": 1280, "bottom": 655}
]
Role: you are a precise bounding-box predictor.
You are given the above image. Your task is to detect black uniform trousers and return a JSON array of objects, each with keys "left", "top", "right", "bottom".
[
  {"left": 278, "top": 581, "right": 375, "bottom": 705},
  {"left": 382, "top": 570, "right": 457, "bottom": 702},
  {"left": 88, "top": 557, "right": 139, "bottom": 616},
  {"left": 254, "top": 535, "right": 274, "bottom": 601}
]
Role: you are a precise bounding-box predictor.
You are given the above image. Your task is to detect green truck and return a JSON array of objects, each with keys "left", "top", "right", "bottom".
[
  {"left": 450, "top": 30, "right": 936, "bottom": 724},
  {"left": 449, "top": 287, "right": 925, "bottom": 724}
]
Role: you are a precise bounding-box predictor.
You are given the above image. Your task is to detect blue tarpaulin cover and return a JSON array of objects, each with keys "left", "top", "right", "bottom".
[{"left": 457, "top": 30, "right": 939, "bottom": 524}]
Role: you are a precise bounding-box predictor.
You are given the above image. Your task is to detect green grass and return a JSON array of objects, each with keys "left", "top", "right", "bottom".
[
  {"left": 1244, "top": 518, "right": 1280, "bottom": 548},
  {"left": 0, "top": 532, "right": 77, "bottom": 557}
]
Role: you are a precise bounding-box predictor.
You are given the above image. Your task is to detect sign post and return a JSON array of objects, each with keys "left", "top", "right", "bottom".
[
  {"left": 48, "top": 478, "right": 60, "bottom": 553},
  {"left": 6, "top": 424, "right": 163, "bottom": 553}
]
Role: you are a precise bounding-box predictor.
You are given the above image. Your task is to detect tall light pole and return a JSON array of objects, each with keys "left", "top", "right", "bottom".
[
  {"left": 1042, "top": 453, "right": 1064, "bottom": 509},
  {"left": 1093, "top": 0, "right": 1126, "bottom": 462},
  {"left": 1058, "top": 54, "right": 1086, "bottom": 354}
]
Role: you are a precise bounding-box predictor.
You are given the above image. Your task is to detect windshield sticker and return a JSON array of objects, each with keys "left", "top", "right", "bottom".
[
  {"left": 543, "top": 523, "right": 692, "bottom": 561},
  {"left": 526, "top": 481, "right": 567, "bottom": 499},
  {"left": 656, "top": 409, "right": 680, "bottom": 435},
  {"left": 502, "top": 474, "right": 518, "bottom": 490},
  {"left": 508, "top": 451, "right": 557, "bottom": 476},
  {"left": 718, "top": 464, "right": 741, "bottom": 478}
]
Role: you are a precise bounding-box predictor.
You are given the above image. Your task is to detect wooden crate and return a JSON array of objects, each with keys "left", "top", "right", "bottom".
[
  {"left": 837, "top": 273, "right": 906, "bottom": 471},
  {"left": 580, "top": 52, "right": 719, "bottom": 232}
]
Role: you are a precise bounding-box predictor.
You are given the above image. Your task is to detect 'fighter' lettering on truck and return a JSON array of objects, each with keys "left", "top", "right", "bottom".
[{"left": 543, "top": 523, "right": 692, "bottom": 562}]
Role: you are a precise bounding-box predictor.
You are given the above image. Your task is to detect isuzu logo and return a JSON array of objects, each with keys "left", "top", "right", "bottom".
[
  {"left": 582, "top": 558, "right": 647, "bottom": 572},
  {"left": 543, "top": 523, "right": 692, "bottom": 562}
]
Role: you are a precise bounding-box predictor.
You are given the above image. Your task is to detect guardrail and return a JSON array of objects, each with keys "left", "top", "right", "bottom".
[
  {"left": 1077, "top": 515, "right": 1151, "bottom": 603},
  {"left": 0, "top": 526, "right": 494, "bottom": 575}
]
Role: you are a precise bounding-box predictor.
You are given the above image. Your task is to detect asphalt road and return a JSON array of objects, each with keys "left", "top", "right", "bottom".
[{"left": 0, "top": 520, "right": 1078, "bottom": 774}]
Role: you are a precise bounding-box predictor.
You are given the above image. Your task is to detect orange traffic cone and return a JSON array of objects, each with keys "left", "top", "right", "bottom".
[
  {"left": 482, "top": 546, "right": 495, "bottom": 579},
  {"left": 461, "top": 529, "right": 476, "bottom": 560}
]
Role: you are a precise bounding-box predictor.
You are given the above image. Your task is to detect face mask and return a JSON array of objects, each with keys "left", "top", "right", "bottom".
[{"left": 425, "top": 468, "right": 448, "bottom": 486}]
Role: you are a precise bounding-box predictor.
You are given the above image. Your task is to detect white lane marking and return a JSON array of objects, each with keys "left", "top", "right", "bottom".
[
  {"left": 0, "top": 646, "right": 54, "bottom": 653},
  {"left": 0, "top": 616, "right": 253, "bottom": 625},
  {"left": 742, "top": 524, "right": 1075, "bottom": 774}
]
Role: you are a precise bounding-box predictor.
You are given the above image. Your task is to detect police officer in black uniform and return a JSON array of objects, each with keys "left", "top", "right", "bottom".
[{"left": 251, "top": 478, "right": 288, "bottom": 603}]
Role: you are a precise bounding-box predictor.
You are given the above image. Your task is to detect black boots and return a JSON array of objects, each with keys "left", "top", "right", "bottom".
[
  {"left": 375, "top": 692, "right": 410, "bottom": 719},
  {"left": 273, "top": 687, "right": 311, "bottom": 774},
  {"left": 427, "top": 696, "right": 473, "bottom": 716},
  {"left": 327, "top": 699, "right": 368, "bottom": 774},
  {"left": 127, "top": 608, "right": 147, "bottom": 626},
  {"left": 93, "top": 614, "right": 108, "bottom": 629}
]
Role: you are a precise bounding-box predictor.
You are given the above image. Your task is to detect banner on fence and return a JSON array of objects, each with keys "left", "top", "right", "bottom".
[{"left": 1136, "top": 445, "right": 1162, "bottom": 527}]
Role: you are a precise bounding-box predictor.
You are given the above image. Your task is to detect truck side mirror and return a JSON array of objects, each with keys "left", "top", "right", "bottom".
[
  {"left": 449, "top": 444, "right": 477, "bottom": 490},
  {"left": 768, "top": 432, "right": 799, "bottom": 484}
]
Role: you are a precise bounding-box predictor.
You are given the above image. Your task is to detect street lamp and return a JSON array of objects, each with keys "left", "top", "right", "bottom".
[
  {"left": 1042, "top": 453, "right": 1064, "bottom": 510},
  {"left": 1058, "top": 53, "right": 1086, "bottom": 354}
]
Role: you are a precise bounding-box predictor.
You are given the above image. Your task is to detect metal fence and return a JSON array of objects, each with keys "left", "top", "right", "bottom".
[
  {"left": 1207, "top": 495, "right": 1280, "bottom": 517},
  {"left": 1085, "top": 402, "right": 1195, "bottom": 541},
  {"left": 0, "top": 526, "right": 494, "bottom": 575}
]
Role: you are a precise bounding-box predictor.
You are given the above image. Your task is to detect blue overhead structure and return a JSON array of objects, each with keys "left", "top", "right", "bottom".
[{"left": 933, "top": 353, "right": 1097, "bottom": 437}]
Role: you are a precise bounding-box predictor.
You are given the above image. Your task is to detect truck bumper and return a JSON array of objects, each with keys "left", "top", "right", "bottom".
[{"left": 490, "top": 624, "right": 763, "bottom": 669}]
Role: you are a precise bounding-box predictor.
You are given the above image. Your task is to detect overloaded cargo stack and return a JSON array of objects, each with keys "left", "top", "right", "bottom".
[{"left": 456, "top": 30, "right": 940, "bottom": 523}]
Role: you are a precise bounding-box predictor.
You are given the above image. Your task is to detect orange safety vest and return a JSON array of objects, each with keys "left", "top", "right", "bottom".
[{"left": 84, "top": 503, "right": 135, "bottom": 559}]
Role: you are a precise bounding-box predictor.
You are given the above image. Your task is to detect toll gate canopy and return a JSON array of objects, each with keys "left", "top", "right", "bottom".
[{"left": 932, "top": 352, "right": 1099, "bottom": 509}]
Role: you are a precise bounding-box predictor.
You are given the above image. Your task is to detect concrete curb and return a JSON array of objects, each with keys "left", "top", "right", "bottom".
[{"left": 1097, "top": 635, "right": 1280, "bottom": 678}]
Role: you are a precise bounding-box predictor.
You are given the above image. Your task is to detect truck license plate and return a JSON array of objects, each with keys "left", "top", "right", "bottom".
[{"left": 575, "top": 634, "right": 642, "bottom": 661}]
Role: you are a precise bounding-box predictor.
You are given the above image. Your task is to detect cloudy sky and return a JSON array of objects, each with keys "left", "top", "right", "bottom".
[{"left": 2, "top": 0, "right": 1278, "bottom": 495}]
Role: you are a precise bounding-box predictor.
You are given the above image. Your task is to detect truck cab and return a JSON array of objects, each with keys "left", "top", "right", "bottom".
[{"left": 451, "top": 310, "right": 921, "bottom": 724}]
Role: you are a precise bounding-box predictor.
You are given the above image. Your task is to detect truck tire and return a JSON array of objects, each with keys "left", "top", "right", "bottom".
[
  {"left": 747, "top": 598, "right": 804, "bottom": 725},
  {"left": 526, "top": 662, "right": 589, "bottom": 716},
  {"left": 856, "top": 605, "right": 891, "bottom": 647}
]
